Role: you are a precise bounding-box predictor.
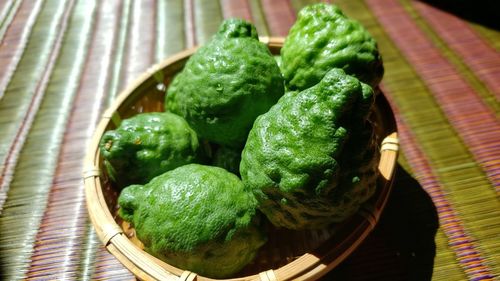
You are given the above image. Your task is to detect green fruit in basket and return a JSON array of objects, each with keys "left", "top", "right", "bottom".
[
  {"left": 280, "top": 3, "right": 384, "bottom": 91},
  {"left": 165, "top": 18, "right": 284, "bottom": 148},
  {"left": 240, "top": 68, "right": 379, "bottom": 230},
  {"left": 99, "top": 112, "right": 203, "bottom": 187},
  {"left": 118, "top": 164, "right": 266, "bottom": 278}
]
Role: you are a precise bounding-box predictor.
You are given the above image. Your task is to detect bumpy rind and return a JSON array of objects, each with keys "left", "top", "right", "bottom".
[
  {"left": 166, "top": 19, "right": 284, "bottom": 147},
  {"left": 240, "top": 68, "right": 379, "bottom": 229},
  {"left": 99, "top": 112, "right": 202, "bottom": 188},
  {"left": 118, "top": 164, "right": 266, "bottom": 278},
  {"left": 281, "top": 3, "right": 384, "bottom": 91}
]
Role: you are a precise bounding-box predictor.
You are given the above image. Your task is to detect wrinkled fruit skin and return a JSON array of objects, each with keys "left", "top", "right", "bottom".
[
  {"left": 240, "top": 68, "right": 379, "bottom": 230},
  {"left": 281, "top": 3, "right": 384, "bottom": 91},
  {"left": 118, "top": 164, "right": 266, "bottom": 278},
  {"left": 99, "top": 112, "right": 202, "bottom": 188},
  {"left": 166, "top": 19, "right": 284, "bottom": 148}
]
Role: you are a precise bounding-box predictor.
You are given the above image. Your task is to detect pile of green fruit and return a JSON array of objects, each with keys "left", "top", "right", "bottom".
[{"left": 99, "top": 4, "right": 383, "bottom": 279}]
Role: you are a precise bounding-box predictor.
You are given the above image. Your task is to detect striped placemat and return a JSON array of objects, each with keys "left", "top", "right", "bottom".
[{"left": 0, "top": 0, "right": 498, "bottom": 280}]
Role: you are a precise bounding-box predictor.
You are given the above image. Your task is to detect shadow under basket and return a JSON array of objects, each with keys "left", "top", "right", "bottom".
[{"left": 83, "top": 37, "right": 399, "bottom": 281}]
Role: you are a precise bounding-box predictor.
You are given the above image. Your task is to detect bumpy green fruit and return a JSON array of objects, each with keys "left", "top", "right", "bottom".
[
  {"left": 99, "top": 112, "right": 202, "bottom": 187},
  {"left": 118, "top": 164, "right": 266, "bottom": 278},
  {"left": 166, "top": 19, "right": 284, "bottom": 147},
  {"left": 240, "top": 68, "right": 379, "bottom": 229},
  {"left": 281, "top": 3, "right": 384, "bottom": 90}
]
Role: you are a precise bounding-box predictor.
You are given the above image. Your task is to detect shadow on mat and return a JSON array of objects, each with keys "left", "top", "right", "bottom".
[
  {"left": 418, "top": 0, "right": 500, "bottom": 30},
  {"left": 323, "top": 164, "right": 439, "bottom": 281}
]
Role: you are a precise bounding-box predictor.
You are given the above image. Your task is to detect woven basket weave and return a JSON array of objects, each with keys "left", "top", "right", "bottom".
[{"left": 84, "top": 37, "right": 399, "bottom": 281}]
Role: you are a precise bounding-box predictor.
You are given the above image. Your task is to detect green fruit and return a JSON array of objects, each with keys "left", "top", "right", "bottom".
[
  {"left": 166, "top": 18, "right": 284, "bottom": 148},
  {"left": 99, "top": 112, "right": 202, "bottom": 187},
  {"left": 281, "top": 3, "right": 384, "bottom": 90},
  {"left": 240, "top": 68, "right": 378, "bottom": 229},
  {"left": 118, "top": 164, "right": 266, "bottom": 278},
  {"left": 334, "top": 121, "right": 379, "bottom": 217}
]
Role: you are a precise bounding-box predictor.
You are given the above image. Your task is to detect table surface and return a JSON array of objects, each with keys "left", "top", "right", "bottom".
[{"left": 0, "top": 0, "right": 499, "bottom": 280}]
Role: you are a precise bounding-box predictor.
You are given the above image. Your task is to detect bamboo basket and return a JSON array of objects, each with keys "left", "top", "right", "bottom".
[{"left": 84, "top": 37, "right": 399, "bottom": 281}]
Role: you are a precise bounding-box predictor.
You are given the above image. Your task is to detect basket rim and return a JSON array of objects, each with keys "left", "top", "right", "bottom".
[{"left": 83, "top": 37, "right": 399, "bottom": 281}]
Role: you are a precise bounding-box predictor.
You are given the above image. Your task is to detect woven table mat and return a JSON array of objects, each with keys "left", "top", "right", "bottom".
[{"left": 0, "top": 0, "right": 499, "bottom": 280}]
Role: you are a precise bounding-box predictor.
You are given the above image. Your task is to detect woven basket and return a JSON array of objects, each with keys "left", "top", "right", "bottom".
[{"left": 84, "top": 37, "right": 399, "bottom": 281}]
